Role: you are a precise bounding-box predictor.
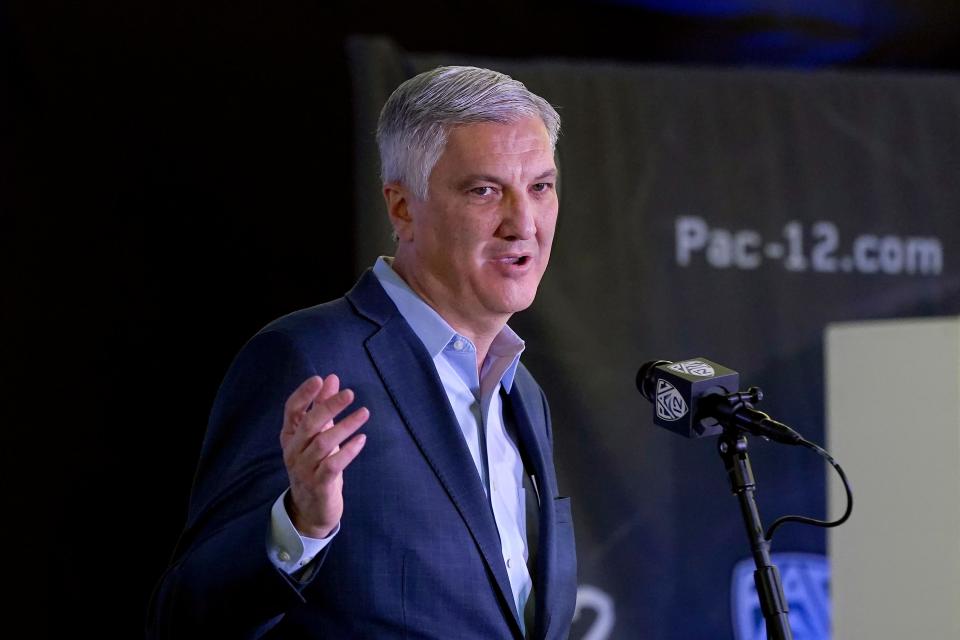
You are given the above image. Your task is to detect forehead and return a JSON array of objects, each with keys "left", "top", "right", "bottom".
[{"left": 436, "top": 118, "right": 555, "bottom": 174}]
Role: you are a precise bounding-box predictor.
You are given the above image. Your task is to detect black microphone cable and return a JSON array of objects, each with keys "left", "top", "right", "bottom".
[{"left": 764, "top": 435, "right": 853, "bottom": 542}]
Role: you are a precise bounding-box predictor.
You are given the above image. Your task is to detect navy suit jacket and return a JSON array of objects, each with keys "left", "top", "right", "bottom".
[{"left": 147, "top": 270, "right": 577, "bottom": 639}]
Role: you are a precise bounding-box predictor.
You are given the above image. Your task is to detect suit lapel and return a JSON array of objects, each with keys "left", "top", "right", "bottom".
[
  {"left": 504, "top": 384, "right": 551, "bottom": 499},
  {"left": 504, "top": 384, "right": 556, "bottom": 639},
  {"left": 348, "top": 272, "right": 523, "bottom": 637}
]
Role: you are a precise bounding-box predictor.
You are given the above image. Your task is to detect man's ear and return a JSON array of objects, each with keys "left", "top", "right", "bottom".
[{"left": 383, "top": 182, "right": 415, "bottom": 242}]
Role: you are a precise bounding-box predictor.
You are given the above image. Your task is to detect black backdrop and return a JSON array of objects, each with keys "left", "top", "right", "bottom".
[{"left": 5, "top": 2, "right": 960, "bottom": 638}]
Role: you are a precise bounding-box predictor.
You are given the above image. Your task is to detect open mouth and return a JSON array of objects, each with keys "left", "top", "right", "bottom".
[{"left": 498, "top": 255, "right": 530, "bottom": 266}]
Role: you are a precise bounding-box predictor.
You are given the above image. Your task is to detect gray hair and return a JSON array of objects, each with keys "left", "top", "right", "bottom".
[{"left": 376, "top": 66, "right": 561, "bottom": 200}]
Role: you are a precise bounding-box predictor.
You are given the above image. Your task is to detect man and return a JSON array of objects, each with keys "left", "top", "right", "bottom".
[{"left": 147, "top": 65, "right": 577, "bottom": 639}]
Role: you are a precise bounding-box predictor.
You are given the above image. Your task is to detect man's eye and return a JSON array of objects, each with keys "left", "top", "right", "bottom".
[
  {"left": 532, "top": 182, "right": 554, "bottom": 193},
  {"left": 470, "top": 187, "right": 495, "bottom": 196}
]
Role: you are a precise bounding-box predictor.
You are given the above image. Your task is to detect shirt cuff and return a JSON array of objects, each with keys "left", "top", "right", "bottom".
[{"left": 267, "top": 489, "right": 339, "bottom": 574}]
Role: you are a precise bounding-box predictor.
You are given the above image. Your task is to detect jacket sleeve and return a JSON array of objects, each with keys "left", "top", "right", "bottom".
[{"left": 146, "top": 330, "right": 326, "bottom": 639}]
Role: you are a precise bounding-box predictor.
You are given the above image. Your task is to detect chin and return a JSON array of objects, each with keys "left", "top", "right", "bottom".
[{"left": 493, "top": 288, "right": 539, "bottom": 315}]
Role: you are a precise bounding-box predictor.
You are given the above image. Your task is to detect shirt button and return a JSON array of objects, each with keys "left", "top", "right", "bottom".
[
  {"left": 278, "top": 550, "right": 291, "bottom": 562},
  {"left": 453, "top": 339, "right": 465, "bottom": 351},
  {"left": 507, "top": 558, "right": 512, "bottom": 568}
]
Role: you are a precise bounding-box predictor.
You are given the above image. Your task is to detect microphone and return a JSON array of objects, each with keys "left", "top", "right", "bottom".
[{"left": 636, "top": 358, "right": 802, "bottom": 445}]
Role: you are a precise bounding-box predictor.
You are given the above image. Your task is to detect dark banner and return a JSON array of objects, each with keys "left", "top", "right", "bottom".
[{"left": 349, "top": 38, "right": 960, "bottom": 639}]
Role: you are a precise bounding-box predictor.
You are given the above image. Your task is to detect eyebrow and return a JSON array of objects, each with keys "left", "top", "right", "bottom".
[{"left": 456, "top": 169, "right": 557, "bottom": 189}]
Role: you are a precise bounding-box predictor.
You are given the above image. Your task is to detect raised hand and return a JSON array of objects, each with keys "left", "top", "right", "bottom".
[{"left": 280, "top": 374, "right": 369, "bottom": 538}]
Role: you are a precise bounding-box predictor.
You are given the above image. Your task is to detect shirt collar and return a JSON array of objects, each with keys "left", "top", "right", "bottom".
[
  {"left": 372, "top": 256, "right": 525, "bottom": 392},
  {"left": 485, "top": 323, "right": 524, "bottom": 392}
]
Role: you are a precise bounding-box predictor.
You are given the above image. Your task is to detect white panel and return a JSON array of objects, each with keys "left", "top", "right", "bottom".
[{"left": 827, "top": 316, "right": 960, "bottom": 639}]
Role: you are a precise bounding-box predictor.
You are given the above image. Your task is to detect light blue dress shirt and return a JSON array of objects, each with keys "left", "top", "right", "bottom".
[{"left": 267, "top": 257, "right": 533, "bottom": 628}]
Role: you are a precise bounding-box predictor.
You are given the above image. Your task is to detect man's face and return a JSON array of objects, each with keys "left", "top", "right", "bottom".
[{"left": 390, "top": 117, "right": 558, "bottom": 335}]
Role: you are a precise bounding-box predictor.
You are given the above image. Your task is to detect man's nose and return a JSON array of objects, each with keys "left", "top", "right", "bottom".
[{"left": 499, "top": 192, "right": 537, "bottom": 240}]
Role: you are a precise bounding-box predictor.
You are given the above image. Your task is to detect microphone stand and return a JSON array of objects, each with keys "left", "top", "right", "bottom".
[{"left": 718, "top": 431, "right": 793, "bottom": 640}]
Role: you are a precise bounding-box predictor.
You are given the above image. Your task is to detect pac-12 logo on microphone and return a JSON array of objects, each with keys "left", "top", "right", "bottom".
[
  {"left": 668, "top": 360, "right": 715, "bottom": 377},
  {"left": 655, "top": 379, "right": 688, "bottom": 421}
]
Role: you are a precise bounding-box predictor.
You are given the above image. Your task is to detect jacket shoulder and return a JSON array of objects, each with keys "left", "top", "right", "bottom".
[{"left": 261, "top": 296, "right": 354, "bottom": 334}]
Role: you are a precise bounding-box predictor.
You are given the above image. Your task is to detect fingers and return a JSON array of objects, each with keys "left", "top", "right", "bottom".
[
  {"left": 291, "top": 406, "right": 369, "bottom": 480},
  {"left": 313, "top": 374, "right": 341, "bottom": 433},
  {"left": 301, "top": 406, "right": 370, "bottom": 462},
  {"left": 280, "top": 374, "right": 369, "bottom": 537},
  {"left": 288, "top": 388, "right": 357, "bottom": 455},
  {"left": 316, "top": 374, "right": 340, "bottom": 404},
  {"left": 317, "top": 431, "right": 367, "bottom": 478},
  {"left": 283, "top": 375, "right": 324, "bottom": 436},
  {"left": 281, "top": 374, "right": 345, "bottom": 443},
  {"left": 281, "top": 374, "right": 370, "bottom": 475}
]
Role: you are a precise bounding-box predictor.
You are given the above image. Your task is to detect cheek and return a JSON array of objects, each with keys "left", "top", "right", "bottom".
[
  {"left": 537, "top": 210, "right": 558, "bottom": 244},
  {"left": 449, "top": 219, "right": 494, "bottom": 252}
]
